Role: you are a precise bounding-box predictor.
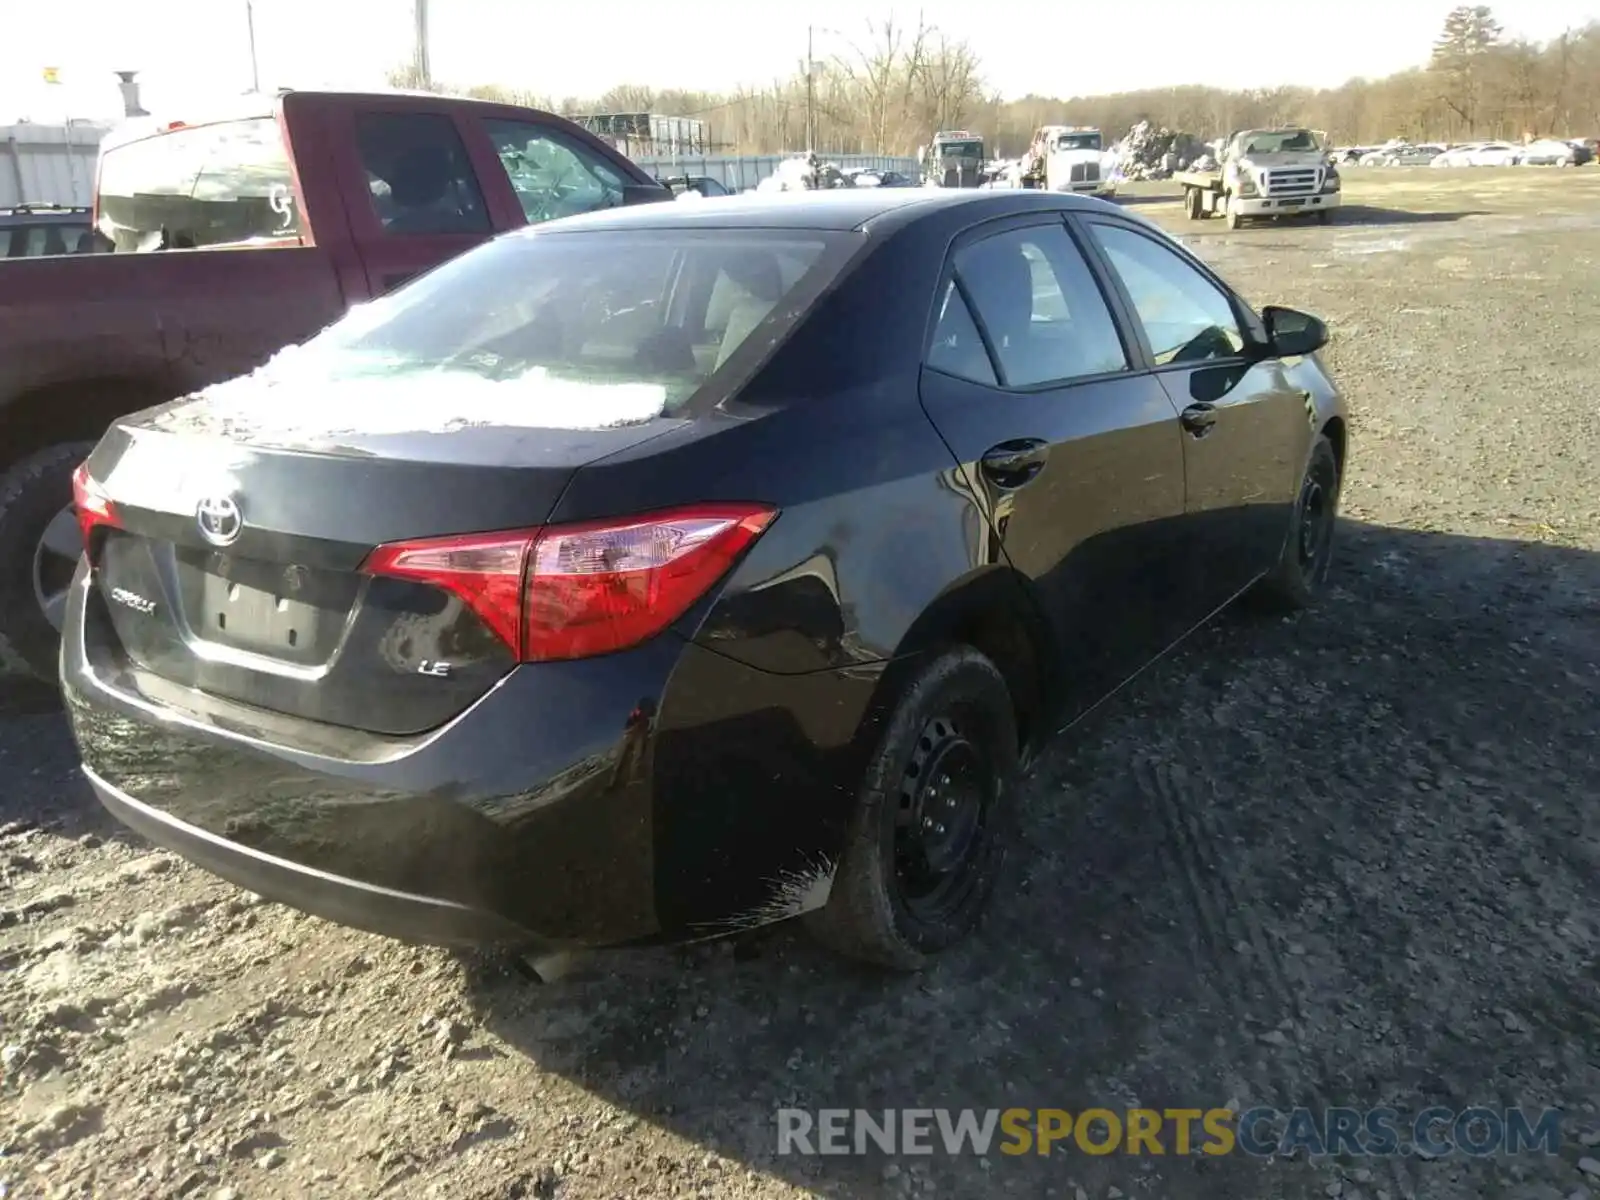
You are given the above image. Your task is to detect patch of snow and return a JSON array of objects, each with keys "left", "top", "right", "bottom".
[{"left": 153, "top": 352, "right": 669, "bottom": 444}]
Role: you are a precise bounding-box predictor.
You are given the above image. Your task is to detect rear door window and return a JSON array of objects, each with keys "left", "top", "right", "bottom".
[
  {"left": 354, "top": 112, "right": 491, "bottom": 236},
  {"left": 95, "top": 117, "right": 302, "bottom": 251},
  {"left": 953, "top": 224, "right": 1128, "bottom": 387},
  {"left": 480, "top": 119, "right": 630, "bottom": 225}
]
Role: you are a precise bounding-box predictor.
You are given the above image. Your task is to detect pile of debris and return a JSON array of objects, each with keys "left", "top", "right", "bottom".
[{"left": 1112, "top": 120, "right": 1211, "bottom": 180}]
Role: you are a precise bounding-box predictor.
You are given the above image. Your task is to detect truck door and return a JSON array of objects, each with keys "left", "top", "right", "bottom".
[{"left": 327, "top": 101, "right": 502, "bottom": 298}]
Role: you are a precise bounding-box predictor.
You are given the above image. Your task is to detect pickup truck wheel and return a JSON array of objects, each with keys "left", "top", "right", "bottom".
[
  {"left": 804, "top": 646, "right": 1019, "bottom": 970},
  {"left": 1316, "top": 209, "right": 1334, "bottom": 225},
  {"left": 0, "top": 442, "right": 97, "bottom": 682},
  {"left": 1185, "top": 187, "right": 1204, "bottom": 220},
  {"left": 1225, "top": 198, "right": 1244, "bottom": 229}
]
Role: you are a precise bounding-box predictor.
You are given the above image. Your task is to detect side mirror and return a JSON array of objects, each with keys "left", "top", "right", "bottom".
[
  {"left": 622, "top": 183, "right": 673, "bottom": 207},
  {"left": 1261, "top": 305, "right": 1329, "bottom": 357}
]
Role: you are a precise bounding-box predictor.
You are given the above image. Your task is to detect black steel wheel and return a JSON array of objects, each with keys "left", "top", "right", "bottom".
[
  {"left": 1253, "top": 432, "right": 1341, "bottom": 611},
  {"left": 806, "top": 646, "right": 1018, "bottom": 970}
]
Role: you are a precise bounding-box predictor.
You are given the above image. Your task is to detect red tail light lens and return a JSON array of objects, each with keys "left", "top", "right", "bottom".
[
  {"left": 363, "top": 503, "right": 776, "bottom": 663},
  {"left": 71, "top": 462, "right": 120, "bottom": 549}
]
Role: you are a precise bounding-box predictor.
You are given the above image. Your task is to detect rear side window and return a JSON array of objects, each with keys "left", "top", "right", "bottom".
[
  {"left": 926, "top": 280, "right": 996, "bottom": 385},
  {"left": 96, "top": 118, "right": 302, "bottom": 251},
  {"left": 355, "top": 112, "right": 490, "bottom": 236},
  {"left": 277, "top": 229, "right": 862, "bottom": 420},
  {"left": 482, "top": 118, "right": 630, "bottom": 226}
]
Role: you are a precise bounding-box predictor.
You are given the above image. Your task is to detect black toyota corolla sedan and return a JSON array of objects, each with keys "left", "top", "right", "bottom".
[{"left": 63, "top": 188, "right": 1347, "bottom": 970}]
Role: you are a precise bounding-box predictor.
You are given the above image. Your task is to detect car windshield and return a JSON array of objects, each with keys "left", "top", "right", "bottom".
[
  {"left": 268, "top": 227, "right": 862, "bottom": 419},
  {"left": 1240, "top": 130, "right": 1319, "bottom": 155}
]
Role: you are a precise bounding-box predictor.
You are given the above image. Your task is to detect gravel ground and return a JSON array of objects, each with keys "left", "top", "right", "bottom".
[{"left": 3, "top": 168, "right": 1598, "bottom": 1200}]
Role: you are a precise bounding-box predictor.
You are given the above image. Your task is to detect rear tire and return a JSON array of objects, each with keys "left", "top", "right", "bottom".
[
  {"left": 1252, "top": 434, "right": 1341, "bottom": 612},
  {"left": 1185, "top": 187, "right": 1204, "bottom": 220},
  {"left": 805, "top": 646, "right": 1019, "bottom": 970},
  {"left": 0, "top": 441, "right": 98, "bottom": 683}
]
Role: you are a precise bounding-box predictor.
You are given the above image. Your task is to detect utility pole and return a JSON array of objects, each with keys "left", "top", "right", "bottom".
[
  {"left": 245, "top": 0, "right": 261, "bottom": 92},
  {"left": 414, "top": 0, "right": 432, "bottom": 89},
  {"left": 805, "top": 25, "right": 815, "bottom": 153}
]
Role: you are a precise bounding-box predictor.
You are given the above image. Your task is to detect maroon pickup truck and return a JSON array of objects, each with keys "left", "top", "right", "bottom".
[{"left": 0, "top": 88, "right": 670, "bottom": 681}]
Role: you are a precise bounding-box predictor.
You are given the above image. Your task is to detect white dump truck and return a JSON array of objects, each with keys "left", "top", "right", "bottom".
[{"left": 1175, "top": 127, "right": 1341, "bottom": 228}]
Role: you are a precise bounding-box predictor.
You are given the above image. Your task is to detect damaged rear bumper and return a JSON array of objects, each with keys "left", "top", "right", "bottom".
[{"left": 62, "top": 566, "right": 885, "bottom": 950}]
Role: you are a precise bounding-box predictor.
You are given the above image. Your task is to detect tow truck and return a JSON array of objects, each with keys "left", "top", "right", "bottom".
[{"left": 1175, "top": 127, "right": 1341, "bottom": 228}]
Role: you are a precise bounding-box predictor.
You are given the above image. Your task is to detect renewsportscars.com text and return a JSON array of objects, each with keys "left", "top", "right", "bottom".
[{"left": 776, "top": 1107, "right": 1563, "bottom": 1158}]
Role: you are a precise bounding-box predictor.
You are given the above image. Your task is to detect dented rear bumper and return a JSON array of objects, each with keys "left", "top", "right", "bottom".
[{"left": 61, "top": 565, "right": 884, "bottom": 950}]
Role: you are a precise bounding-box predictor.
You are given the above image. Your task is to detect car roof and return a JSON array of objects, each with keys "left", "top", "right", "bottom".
[{"left": 531, "top": 189, "right": 1122, "bottom": 236}]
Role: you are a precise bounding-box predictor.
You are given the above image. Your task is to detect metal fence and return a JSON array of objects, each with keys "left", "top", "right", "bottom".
[
  {"left": 1, "top": 129, "right": 917, "bottom": 211},
  {"left": 1, "top": 124, "right": 109, "bottom": 208},
  {"left": 633, "top": 153, "right": 920, "bottom": 191}
]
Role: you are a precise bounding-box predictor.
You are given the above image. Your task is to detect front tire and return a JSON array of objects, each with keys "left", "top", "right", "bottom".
[
  {"left": 0, "top": 442, "right": 98, "bottom": 682},
  {"left": 1225, "top": 198, "right": 1244, "bottom": 229},
  {"left": 1253, "top": 433, "right": 1341, "bottom": 611},
  {"left": 805, "top": 647, "right": 1019, "bottom": 970}
]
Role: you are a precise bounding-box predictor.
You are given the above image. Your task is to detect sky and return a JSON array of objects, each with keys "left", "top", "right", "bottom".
[{"left": 3, "top": 0, "right": 1596, "bottom": 125}]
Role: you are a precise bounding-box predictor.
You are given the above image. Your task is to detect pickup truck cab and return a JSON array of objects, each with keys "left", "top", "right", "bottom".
[{"left": 0, "top": 88, "right": 670, "bottom": 681}]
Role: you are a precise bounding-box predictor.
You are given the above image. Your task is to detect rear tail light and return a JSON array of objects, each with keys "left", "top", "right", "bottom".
[
  {"left": 363, "top": 503, "right": 776, "bottom": 662},
  {"left": 72, "top": 462, "right": 120, "bottom": 549}
]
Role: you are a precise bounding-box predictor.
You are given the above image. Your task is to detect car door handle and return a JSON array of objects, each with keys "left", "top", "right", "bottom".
[
  {"left": 979, "top": 439, "right": 1050, "bottom": 488},
  {"left": 1180, "top": 403, "right": 1218, "bottom": 437}
]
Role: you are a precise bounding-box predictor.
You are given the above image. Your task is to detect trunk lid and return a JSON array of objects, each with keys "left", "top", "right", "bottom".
[{"left": 87, "top": 375, "right": 681, "bottom": 736}]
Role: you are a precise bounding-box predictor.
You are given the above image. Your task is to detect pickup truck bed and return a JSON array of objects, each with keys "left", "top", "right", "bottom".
[{"left": 0, "top": 88, "right": 668, "bottom": 681}]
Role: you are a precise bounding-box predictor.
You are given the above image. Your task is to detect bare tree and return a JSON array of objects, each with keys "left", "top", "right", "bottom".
[{"left": 382, "top": 8, "right": 1600, "bottom": 157}]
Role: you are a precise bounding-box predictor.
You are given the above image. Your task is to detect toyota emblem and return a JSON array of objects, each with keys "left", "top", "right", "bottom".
[{"left": 196, "top": 494, "right": 244, "bottom": 547}]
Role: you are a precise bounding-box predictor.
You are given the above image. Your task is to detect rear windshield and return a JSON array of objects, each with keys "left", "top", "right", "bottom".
[
  {"left": 96, "top": 117, "right": 301, "bottom": 252},
  {"left": 936, "top": 140, "right": 983, "bottom": 159},
  {"left": 262, "top": 227, "right": 862, "bottom": 423}
]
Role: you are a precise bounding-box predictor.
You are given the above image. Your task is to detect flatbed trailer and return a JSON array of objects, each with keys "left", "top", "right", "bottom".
[{"left": 1174, "top": 169, "right": 1227, "bottom": 221}]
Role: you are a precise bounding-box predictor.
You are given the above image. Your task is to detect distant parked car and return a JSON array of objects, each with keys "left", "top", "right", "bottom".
[
  {"left": 1520, "top": 139, "right": 1578, "bottom": 167},
  {"left": 1360, "top": 144, "right": 1445, "bottom": 167},
  {"left": 1431, "top": 142, "right": 1522, "bottom": 167}
]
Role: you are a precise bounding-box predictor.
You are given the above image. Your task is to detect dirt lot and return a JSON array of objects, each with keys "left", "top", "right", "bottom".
[{"left": 3, "top": 168, "right": 1598, "bottom": 1200}]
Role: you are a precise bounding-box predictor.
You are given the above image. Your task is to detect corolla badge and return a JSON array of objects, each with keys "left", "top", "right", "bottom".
[{"left": 196, "top": 493, "right": 244, "bottom": 547}]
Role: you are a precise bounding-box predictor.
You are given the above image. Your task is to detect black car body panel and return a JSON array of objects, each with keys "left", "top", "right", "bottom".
[{"left": 65, "top": 189, "right": 1349, "bottom": 951}]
